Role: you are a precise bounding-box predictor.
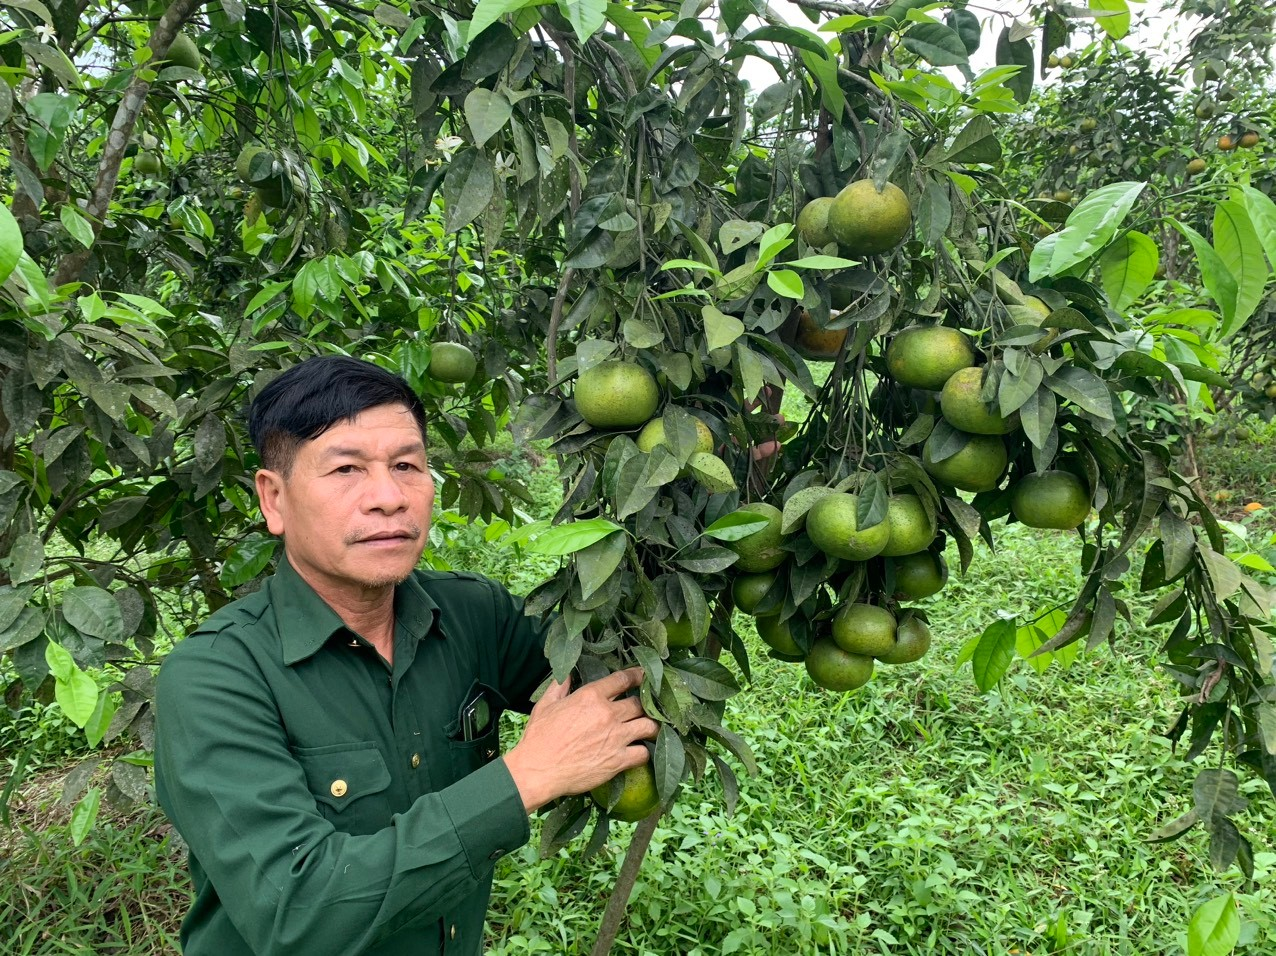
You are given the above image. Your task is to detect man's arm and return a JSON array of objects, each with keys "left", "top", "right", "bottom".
[{"left": 155, "top": 636, "right": 528, "bottom": 956}]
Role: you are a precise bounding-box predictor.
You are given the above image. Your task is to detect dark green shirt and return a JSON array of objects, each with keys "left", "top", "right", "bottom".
[{"left": 155, "top": 557, "right": 550, "bottom": 956}]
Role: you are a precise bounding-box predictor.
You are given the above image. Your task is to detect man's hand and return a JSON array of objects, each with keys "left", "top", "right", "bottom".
[{"left": 503, "top": 667, "right": 659, "bottom": 814}]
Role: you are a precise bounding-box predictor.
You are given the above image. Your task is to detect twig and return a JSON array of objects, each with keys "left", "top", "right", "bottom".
[{"left": 545, "top": 267, "right": 576, "bottom": 394}]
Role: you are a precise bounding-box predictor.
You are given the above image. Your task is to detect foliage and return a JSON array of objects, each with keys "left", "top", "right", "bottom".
[{"left": 1, "top": 0, "right": 1275, "bottom": 939}]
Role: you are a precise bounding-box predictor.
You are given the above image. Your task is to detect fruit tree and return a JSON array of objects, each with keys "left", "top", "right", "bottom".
[{"left": 1, "top": 0, "right": 1275, "bottom": 951}]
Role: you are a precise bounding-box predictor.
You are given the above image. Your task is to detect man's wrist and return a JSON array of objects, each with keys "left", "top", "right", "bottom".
[{"left": 502, "top": 748, "right": 556, "bottom": 815}]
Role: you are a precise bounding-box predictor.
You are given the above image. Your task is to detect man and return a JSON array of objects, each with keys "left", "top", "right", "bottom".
[{"left": 155, "top": 355, "right": 657, "bottom": 955}]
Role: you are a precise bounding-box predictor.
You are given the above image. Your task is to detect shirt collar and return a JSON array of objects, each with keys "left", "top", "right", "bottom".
[{"left": 271, "top": 554, "right": 441, "bottom": 667}]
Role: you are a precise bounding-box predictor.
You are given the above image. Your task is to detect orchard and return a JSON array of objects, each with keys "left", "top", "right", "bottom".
[{"left": 1, "top": 0, "right": 1275, "bottom": 953}]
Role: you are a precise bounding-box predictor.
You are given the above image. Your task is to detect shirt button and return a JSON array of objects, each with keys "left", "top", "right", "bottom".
[
  {"left": 411, "top": 753, "right": 421, "bottom": 769},
  {"left": 488, "top": 848, "right": 504, "bottom": 861},
  {"left": 450, "top": 924, "right": 456, "bottom": 940},
  {"left": 330, "top": 779, "right": 348, "bottom": 798}
]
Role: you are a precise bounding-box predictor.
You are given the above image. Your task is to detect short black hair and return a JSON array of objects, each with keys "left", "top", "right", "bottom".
[{"left": 248, "top": 356, "right": 427, "bottom": 474}]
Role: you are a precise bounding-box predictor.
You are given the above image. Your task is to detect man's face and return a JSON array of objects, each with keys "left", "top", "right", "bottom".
[{"left": 256, "top": 403, "right": 434, "bottom": 595}]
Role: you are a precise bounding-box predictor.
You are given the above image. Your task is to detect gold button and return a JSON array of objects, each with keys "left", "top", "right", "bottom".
[
  {"left": 450, "top": 925, "right": 456, "bottom": 940},
  {"left": 330, "top": 779, "right": 348, "bottom": 798},
  {"left": 411, "top": 753, "right": 421, "bottom": 769}
]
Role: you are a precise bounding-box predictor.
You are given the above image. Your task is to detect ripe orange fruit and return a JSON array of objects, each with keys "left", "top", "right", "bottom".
[
  {"left": 591, "top": 763, "right": 659, "bottom": 822},
  {"left": 878, "top": 616, "right": 933, "bottom": 664},
  {"left": 804, "top": 638, "right": 874, "bottom": 691},
  {"left": 794, "top": 311, "right": 848, "bottom": 362},
  {"left": 880, "top": 494, "right": 936, "bottom": 557},
  {"left": 1243, "top": 502, "right": 1263, "bottom": 513},
  {"left": 1009, "top": 471, "right": 1091, "bottom": 529},
  {"left": 892, "top": 551, "right": 948, "bottom": 601},
  {"left": 922, "top": 433, "right": 1008, "bottom": 492},
  {"left": 826, "top": 180, "right": 913, "bottom": 256},
  {"left": 806, "top": 492, "right": 891, "bottom": 561},
  {"left": 940, "top": 366, "right": 1018, "bottom": 436},
  {"left": 831, "top": 603, "right": 897, "bottom": 657},
  {"left": 884, "top": 325, "right": 977, "bottom": 390},
  {"left": 575, "top": 361, "right": 660, "bottom": 428},
  {"left": 725, "top": 502, "right": 786, "bottom": 572},
  {"left": 1239, "top": 131, "right": 1260, "bottom": 148},
  {"left": 428, "top": 342, "right": 478, "bottom": 384},
  {"left": 1218, "top": 135, "right": 1237, "bottom": 151}
]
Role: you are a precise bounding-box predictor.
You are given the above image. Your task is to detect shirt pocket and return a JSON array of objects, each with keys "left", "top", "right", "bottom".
[
  {"left": 293, "top": 742, "right": 392, "bottom": 830},
  {"left": 443, "top": 681, "right": 506, "bottom": 774}
]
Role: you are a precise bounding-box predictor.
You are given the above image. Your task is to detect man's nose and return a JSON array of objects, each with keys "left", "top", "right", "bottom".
[{"left": 363, "top": 464, "right": 410, "bottom": 512}]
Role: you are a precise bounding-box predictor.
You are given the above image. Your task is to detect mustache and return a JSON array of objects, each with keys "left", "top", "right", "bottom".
[{"left": 343, "top": 524, "right": 424, "bottom": 545}]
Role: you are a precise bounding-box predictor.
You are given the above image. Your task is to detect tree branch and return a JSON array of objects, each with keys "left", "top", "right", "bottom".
[
  {"left": 545, "top": 267, "right": 576, "bottom": 395},
  {"left": 51, "top": 0, "right": 201, "bottom": 287}
]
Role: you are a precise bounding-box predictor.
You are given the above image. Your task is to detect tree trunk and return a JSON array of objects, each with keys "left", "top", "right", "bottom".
[{"left": 587, "top": 811, "right": 660, "bottom": 956}]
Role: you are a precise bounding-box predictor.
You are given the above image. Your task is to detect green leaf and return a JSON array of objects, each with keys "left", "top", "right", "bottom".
[
  {"left": 902, "top": 22, "right": 968, "bottom": 67},
  {"left": 781, "top": 485, "right": 834, "bottom": 534},
  {"left": 0, "top": 608, "right": 45, "bottom": 654},
  {"left": 787, "top": 255, "right": 857, "bottom": 270},
  {"left": 24, "top": 92, "right": 75, "bottom": 172},
  {"left": 576, "top": 529, "right": 627, "bottom": 602},
  {"left": 0, "top": 584, "right": 34, "bottom": 634},
  {"left": 1098, "top": 230, "right": 1158, "bottom": 312},
  {"left": 69, "top": 788, "right": 101, "bottom": 847},
  {"left": 1187, "top": 893, "right": 1239, "bottom": 956},
  {"left": 62, "top": 587, "right": 125, "bottom": 642},
  {"left": 971, "top": 618, "right": 1016, "bottom": 691},
  {"left": 1239, "top": 185, "right": 1276, "bottom": 272},
  {"left": 220, "top": 534, "right": 278, "bottom": 588},
  {"left": 469, "top": 0, "right": 540, "bottom": 40},
  {"left": 464, "top": 89, "right": 512, "bottom": 148},
  {"left": 442, "top": 150, "right": 495, "bottom": 234},
  {"left": 741, "top": 25, "right": 831, "bottom": 59},
  {"left": 1029, "top": 182, "right": 1146, "bottom": 280},
  {"left": 993, "top": 26, "right": 1033, "bottom": 104},
  {"left": 703, "top": 512, "right": 770, "bottom": 542},
  {"left": 1017, "top": 385, "right": 1056, "bottom": 450},
  {"left": 1212, "top": 199, "right": 1268, "bottom": 337},
  {"left": 766, "top": 269, "right": 804, "bottom": 299},
  {"left": 194, "top": 413, "right": 226, "bottom": 474},
  {"left": 652, "top": 727, "right": 685, "bottom": 802},
  {"left": 703, "top": 306, "right": 745, "bottom": 351},
  {"left": 719, "top": 220, "right": 764, "bottom": 253},
  {"left": 84, "top": 692, "right": 117, "bottom": 748},
  {"left": 558, "top": 0, "right": 606, "bottom": 43},
  {"left": 0, "top": 202, "right": 24, "bottom": 285},
  {"left": 855, "top": 473, "right": 888, "bottom": 530},
  {"left": 1172, "top": 219, "right": 1238, "bottom": 333},
  {"left": 526, "top": 519, "right": 623, "bottom": 556},
  {"left": 45, "top": 640, "right": 99, "bottom": 728},
  {"left": 1257, "top": 701, "right": 1276, "bottom": 757},
  {"left": 1089, "top": 0, "right": 1131, "bottom": 39},
  {"left": 59, "top": 204, "right": 94, "bottom": 249},
  {"left": 671, "top": 658, "right": 741, "bottom": 702},
  {"left": 8, "top": 533, "right": 44, "bottom": 585},
  {"left": 799, "top": 47, "right": 845, "bottom": 120},
  {"left": 1045, "top": 366, "right": 1114, "bottom": 420}
]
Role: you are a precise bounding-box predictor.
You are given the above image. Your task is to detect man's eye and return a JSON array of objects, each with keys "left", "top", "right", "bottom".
[
  {"left": 394, "top": 461, "right": 419, "bottom": 472},
  {"left": 334, "top": 465, "right": 357, "bottom": 475}
]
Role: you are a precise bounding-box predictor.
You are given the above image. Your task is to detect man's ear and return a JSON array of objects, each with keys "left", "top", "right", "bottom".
[{"left": 256, "top": 469, "right": 287, "bottom": 536}]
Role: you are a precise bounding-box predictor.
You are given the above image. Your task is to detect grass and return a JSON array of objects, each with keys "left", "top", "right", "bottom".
[{"left": 3, "top": 416, "right": 1275, "bottom": 955}]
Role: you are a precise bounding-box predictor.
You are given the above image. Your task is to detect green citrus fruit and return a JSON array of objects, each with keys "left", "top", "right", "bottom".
[
  {"left": 1022, "top": 296, "right": 1051, "bottom": 322},
  {"left": 664, "top": 613, "right": 705, "bottom": 649},
  {"left": 878, "top": 616, "right": 932, "bottom": 665},
  {"left": 892, "top": 551, "right": 948, "bottom": 600},
  {"left": 1009, "top": 471, "right": 1091, "bottom": 530},
  {"left": 236, "top": 145, "right": 273, "bottom": 184},
  {"left": 726, "top": 502, "right": 786, "bottom": 573},
  {"left": 826, "top": 180, "right": 912, "bottom": 256},
  {"left": 805, "top": 638, "right": 874, "bottom": 691},
  {"left": 806, "top": 492, "right": 891, "bottom": 561},
  {"left": 796, "top": 197, "right": 836, "bottom": 248},
  {"left": 1186, "top": 158, "right": 1207, "bottom": 176},
  {"left": 636, "top": 417, "right": 714, "bottom": 456},
  {"left": 922, "top": 432, "right": 1008, "bottom": 492},
  {"left": 880, "top": 494, "right": 936, "bottom": 557},
  {"left": 831, "top": 603, "right": 897, "bottom": 657},
  {"left": 756, "top": 615, "right": 804, "bottom": 658},
  {"left": 575, "top": 361, "right": 660, "bottom": 429},
  {"left": 885, "top": 326, "right": 977, "bottom": 390},
  {"left": 940, "top": 367, "right": 1018, "bottom": 436},
  {"left": 794, "top": 311, "right": 848, "bottom": 361},
  {"left": 731, "top": 570, "right": 781, "bottom": 614},
  {"left": 590, "top": 763, "right": 659, "bottom": 822},
  {"left": 165, "top": 33, "right": 202, "bottom": 71},
  {"left": 133, "top": 151, "right": 162, "bottom": 176},
  {"left": 428, "top": 342, "right": 478, "bottom": 384}
]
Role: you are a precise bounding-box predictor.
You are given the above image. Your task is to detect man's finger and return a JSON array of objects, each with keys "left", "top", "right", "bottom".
[
  {"left": 591, "top": 666, "right": 645, "bottom": 700},
  {"left": 613, "top": 696, "right": 647, "bottom": 722}
]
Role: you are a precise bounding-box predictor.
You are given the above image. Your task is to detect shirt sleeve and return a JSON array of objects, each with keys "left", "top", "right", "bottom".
[
  {"left": 487, "top": 578, "right": 552, "bottom": 714},
  {"left": 154, "top": 633, "right": 530, "bottom": 956}
]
